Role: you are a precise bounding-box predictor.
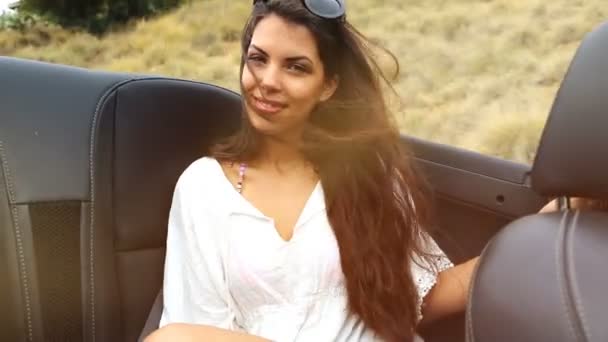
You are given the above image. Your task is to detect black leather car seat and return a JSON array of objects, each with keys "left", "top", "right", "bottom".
[
  {"left": 0, "top": 57, "right": 241, "bottom": 342},
  {"left": 466, "top": 22, "right": 608, "bottom": 342}
]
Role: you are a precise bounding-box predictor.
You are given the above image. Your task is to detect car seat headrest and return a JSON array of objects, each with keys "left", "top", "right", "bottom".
[{"left": 531, "top": 22, "right": 608, "bottom": 200}]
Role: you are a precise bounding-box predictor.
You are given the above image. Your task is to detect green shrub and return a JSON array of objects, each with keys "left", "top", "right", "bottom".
[
  {"left": 18, "top": 0, "right": 184, "bottom": 34},
  {"left": 0, "top": 11, "right": 43, "bottom": 31}
]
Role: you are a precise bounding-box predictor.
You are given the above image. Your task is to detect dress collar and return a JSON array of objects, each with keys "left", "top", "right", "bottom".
[{"left": 208, "top": 157, "right": 326, "bottom": 225}]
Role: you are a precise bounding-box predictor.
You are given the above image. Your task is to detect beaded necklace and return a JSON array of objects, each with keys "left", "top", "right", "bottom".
[{"left": 236, "top": 162, "right": 247, "bottom": 194}]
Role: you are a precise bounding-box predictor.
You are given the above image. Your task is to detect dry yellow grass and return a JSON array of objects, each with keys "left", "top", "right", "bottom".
[{"left": 1, "top": 0, "right": 606, "bottom": 163}]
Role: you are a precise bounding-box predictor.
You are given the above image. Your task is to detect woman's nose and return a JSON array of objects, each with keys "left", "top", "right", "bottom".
[{"left": 259, "top": 65, "right": 281, "bottom": 91}]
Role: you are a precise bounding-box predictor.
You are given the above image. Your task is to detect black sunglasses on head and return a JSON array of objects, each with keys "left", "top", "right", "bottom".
[{"left": 253, "top": 0, "right": 346, "bottom": 20}]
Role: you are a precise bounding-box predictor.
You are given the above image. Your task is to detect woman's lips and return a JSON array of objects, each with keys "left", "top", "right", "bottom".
[{"left": 250, "top": 96, "right": 287, "bottom": 115}]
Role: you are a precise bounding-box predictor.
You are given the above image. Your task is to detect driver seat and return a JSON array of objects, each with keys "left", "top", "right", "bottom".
[{"left": 465, "top": 21, "right": 608, "bottom": 342}]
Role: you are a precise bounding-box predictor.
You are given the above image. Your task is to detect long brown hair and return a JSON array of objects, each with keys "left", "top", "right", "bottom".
[{"left": 212, "top": 1, "right": 437, "bottom": 340}]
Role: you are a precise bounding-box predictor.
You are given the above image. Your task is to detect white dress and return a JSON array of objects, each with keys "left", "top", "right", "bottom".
[{"left": 159, "top": 157, "right": 454, "bottom": 341}]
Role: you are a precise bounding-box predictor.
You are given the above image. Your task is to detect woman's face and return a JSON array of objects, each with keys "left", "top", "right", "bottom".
[{"left": 241, "top": 13, "right": 338, "bottom": 141}]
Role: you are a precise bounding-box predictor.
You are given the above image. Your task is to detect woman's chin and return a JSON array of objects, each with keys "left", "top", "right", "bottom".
[
  {"left": 248, "top": 112, "right": 305, "bottom": 142},
  {"left": 249, "top": 115, "right": 282, "bottom": 136}
]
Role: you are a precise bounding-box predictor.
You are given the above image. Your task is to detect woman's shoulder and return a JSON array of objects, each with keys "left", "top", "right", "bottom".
[
  {"left": 174, "top": 157, "right": 227, "bottom": 200},
  {"left": 177, "top": 156, "right": 221, "bottom": 185}
]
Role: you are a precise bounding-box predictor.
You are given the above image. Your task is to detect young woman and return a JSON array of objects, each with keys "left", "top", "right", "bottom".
[{"left": 146, "top": 0, "right": 478, "bottom": 341}]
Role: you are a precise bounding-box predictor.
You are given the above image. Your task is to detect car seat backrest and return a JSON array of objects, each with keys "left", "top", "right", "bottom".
[
  {"left": 466, "top": 22, "right": 608, "bottom": 342},
  {"left": 92, "top": 78, "right": 240, "bottom": 342},
  {"left": 0, "top": 57, "right": 241, "bottom": 342},
  {"left": 0, "top": 57, "right": 133, "bottom": 342}
]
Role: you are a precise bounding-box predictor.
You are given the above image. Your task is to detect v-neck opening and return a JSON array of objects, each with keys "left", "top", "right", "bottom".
[{"left": 210, "top": 158, "right": 322, "bottom": 243}]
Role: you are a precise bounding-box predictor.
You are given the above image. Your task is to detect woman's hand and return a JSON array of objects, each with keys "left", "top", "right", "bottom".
[{"left": 539, "top": 197, "right": 608, "bottom": 213}]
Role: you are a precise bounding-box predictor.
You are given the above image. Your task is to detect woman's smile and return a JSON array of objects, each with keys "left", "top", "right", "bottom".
[{"left": 250, "top": 95, "right": 288, "bottom": 115}]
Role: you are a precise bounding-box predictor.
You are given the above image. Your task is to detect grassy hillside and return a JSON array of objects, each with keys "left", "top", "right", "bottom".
[{"left": 1, "top": 0, "right": 606, "bottom": 163}]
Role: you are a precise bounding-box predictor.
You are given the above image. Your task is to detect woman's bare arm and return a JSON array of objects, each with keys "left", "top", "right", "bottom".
[
  {"left": 418, "top": 257, "right": 478, "bottom": 326},
  {"left": 419, "top": 196, "right": 604, "bottom": 326},
  {"left": 144, "top": 323, "right": 271, "bottom": 342}
]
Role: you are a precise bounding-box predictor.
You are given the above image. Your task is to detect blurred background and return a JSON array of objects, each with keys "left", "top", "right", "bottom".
[{"left": 1, "top": 0, "right": 605, "bottom": 163}]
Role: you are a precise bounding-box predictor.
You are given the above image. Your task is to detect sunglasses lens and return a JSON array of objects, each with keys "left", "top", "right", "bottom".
[{"left": 303, "top": 0, "right": 345, "bottom": 19}]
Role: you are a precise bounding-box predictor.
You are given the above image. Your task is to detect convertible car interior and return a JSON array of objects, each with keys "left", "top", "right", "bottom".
[{"left": 1, "top": 20, "right": 607, "bottom": 342}]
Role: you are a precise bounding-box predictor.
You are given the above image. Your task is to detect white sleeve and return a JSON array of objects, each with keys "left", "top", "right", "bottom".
[
  {"left": 159, "top": 169, "right": 237, "bottom": 329},
  {"left": 411, "top": 232, "right": 454, "bottom": 321}
]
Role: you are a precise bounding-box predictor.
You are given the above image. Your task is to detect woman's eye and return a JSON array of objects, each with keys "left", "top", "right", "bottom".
[
  {"left": 288, "top": 63, "right": 310, "bottom": 73},
  {"left": 246, "top": 55, "right": 265, "bottom": 64}
]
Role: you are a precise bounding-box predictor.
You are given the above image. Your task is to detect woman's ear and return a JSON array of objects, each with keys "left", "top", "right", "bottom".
[{"left": 320, "top": 76, "right": 339, "bottom": 102}]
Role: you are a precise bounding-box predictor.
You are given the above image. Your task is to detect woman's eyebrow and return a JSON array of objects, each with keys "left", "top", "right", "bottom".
[
  {"left": 286, "top": 56, "right": 313, "bottom": 64},
  {"left": 250, "top": 44, "right": 313, "bottom": 64},
  {"left": 250, "top": 44, "right": 269, "bottom": 56}
]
